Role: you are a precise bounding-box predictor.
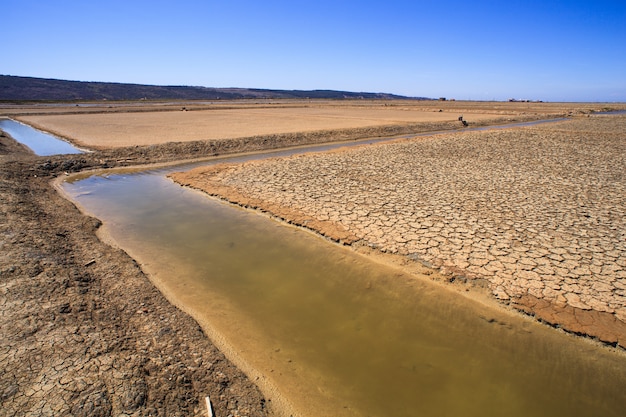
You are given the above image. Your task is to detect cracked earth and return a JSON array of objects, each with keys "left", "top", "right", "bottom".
[{"left": 171, "top": 115, "right": 626, "bottom": 346}]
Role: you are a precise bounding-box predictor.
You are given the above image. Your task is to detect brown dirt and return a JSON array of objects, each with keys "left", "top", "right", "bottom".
[
  {"left": 15, "top": 107, "right": 494, "bottom": 148},
  {"left": 6, "top": 99, "right": 616, "bottom": 150},
  {"left": 169, "top": 115, "right": 626, "bottom": 348},
  {"left": 2, "top": 101, "right": 625, "bottom": 416},
  {"left": 0, "top": 110, "right": 503, "bottom": 417},
  {"left": 0, "top": 134, "right": 284, "bottom": 416}
]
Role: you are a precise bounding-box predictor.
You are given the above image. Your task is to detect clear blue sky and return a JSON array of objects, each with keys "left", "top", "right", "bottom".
[{"left": 3, "top": 0, "right": 625, "bottom": 101}]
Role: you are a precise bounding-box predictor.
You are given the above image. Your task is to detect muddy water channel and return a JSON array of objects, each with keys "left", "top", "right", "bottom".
[{"left": 62, "top": 157, "right": 626, "bottom": 417}]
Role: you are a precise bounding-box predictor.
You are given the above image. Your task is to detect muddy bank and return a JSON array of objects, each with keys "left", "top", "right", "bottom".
[
  {"left": 0, "top": 135, "right": 275, "bottom": 416},
  {"left": 14, "top": 112, "right": 546, "bottom": 152}
]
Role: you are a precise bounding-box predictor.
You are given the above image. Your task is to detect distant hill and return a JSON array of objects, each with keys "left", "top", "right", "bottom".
[{"left": 0, "top": 75, "right": 425, "bottom": 102}]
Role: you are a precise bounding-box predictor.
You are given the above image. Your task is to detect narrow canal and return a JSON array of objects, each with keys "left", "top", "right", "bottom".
[
  {"left": 62, "top": 161, "right": 626, "bottom": 417},
  {"left": 0, "top": 118, "right": 84, "bottom": 155}
]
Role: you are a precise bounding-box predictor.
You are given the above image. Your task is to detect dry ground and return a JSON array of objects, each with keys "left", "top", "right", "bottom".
[
  {"left": 170, "top": 114, "right": 626, "bottom": 347},
  {"left": 14, "top": 106, "right": 503, "bottom": 148},
  {"left": 1, "top": 100, "right": 626, "bottom": 416},
  {"left": 0, "top": 137, "right": 269, "bottom": 416},
  {"left": 5, "top": 99, "right": 617, "bottom": 149}
]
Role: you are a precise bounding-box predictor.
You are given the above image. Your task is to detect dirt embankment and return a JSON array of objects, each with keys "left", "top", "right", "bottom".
[
  {"left": 10, "top": 97, "right": 594, "bottom": 150},
  {"left": 0, "top": 132, "right": 276, "bottom": 416}
]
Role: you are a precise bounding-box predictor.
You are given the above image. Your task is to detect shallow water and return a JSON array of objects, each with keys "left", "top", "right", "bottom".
[
  {"left": 63, "top": 165, "right": 626, "bottom": 417},
  {"left": 0, "top": 118, "right": 84, "bottom": 155}
]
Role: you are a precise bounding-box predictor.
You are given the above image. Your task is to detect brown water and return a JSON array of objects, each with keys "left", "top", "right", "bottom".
[{"left": 63, "top": 167, "right": 626, "bottom": 417}]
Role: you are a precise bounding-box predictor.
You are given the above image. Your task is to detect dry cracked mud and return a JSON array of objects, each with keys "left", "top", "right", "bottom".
[{"left": 171, "top": 115, "right": 626, "bottom": 347}]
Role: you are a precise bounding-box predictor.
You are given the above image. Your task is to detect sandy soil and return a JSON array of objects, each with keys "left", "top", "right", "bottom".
[
  {"left": 13, "top": 108, "right": 499, "bottom": 148},
  {"left": 2, "top": 100, "right": 626, "bottom": 416},
  {"left": 6, "top": 100, "right": 615, "bottom": 150}
]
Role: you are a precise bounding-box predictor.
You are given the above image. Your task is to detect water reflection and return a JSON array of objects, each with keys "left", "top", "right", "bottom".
[{"left": 0, "top": 118, "right": 84, "bottom": 155}]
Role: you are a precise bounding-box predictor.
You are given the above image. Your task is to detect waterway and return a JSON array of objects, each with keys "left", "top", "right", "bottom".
[
  {"left": 62, "top": 158, "right": 626, "bottom": 417},
  {"left": 0, "top": 118, "right": 84, "bottom": 155}
]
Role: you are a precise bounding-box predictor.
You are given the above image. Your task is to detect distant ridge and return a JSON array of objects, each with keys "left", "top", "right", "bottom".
[{"left": 0, "top": 75, "right": 426, "bottom": 101}]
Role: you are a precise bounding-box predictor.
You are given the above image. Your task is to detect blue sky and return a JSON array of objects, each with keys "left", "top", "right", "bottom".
[{"left": 3, "top": 0, "right": 625, "bottom": 101}]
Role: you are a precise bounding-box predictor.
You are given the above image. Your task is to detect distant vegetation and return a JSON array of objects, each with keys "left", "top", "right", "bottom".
[{"left": 0, "top": 75, "right": 426, "bottom": 102}]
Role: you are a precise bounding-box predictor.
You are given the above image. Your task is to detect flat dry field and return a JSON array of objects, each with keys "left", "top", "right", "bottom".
[
  {"left": 15, "top": 107, "right": 497, "bottom": 148},
  {"left": 8, "top": 100, "right": 620, "bottom": 149}
]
